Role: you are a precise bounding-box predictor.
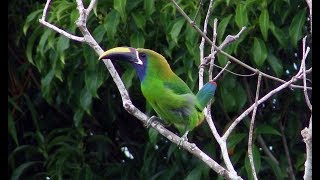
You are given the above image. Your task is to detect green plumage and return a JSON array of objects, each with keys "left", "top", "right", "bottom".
[{"left": 99, "top": 47, "right": 217, "bottom": 135}]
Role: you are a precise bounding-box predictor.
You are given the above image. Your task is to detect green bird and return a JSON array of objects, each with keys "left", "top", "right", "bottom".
[{"left": 99, "top": 47, "right": 217, "bottom": 143}]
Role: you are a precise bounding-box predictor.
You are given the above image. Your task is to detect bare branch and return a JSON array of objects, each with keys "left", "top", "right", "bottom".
[
  {"left": 169, "top": 0, "right": 311, "bottom": 90},
  {"left": 199, "top": 0, "right": 214, "bottom": 89},
  {"left": 242, "top": 77, "right": 279, "bottom": 165},
  {"left": 222, "top": 68, "right": 305, "bottom": 140},
  {"left": 40, "top": 0, "right": 52, "bottom": 21},
  {"left": 196, "top": 5, "right": 240, "bottom": 177},
  {"left": 301, "top": 37, "right": 312, "bottom": 111},
  {"left": 39, "top": 20, "right": 85, "bottom": 42},
  {"left": 280, "top": 122, "right": 296, "bottom": 180},
  {"left": 257, "top": 136, "right": 279, "bottom": 165},
  {"left": 87, "top": 0, "right": 97, "bottom": 14},
  {"left": 219, "top": 27, "right": 246, "bottom": 49},
  {"left": 209, "top": 18, "right": 218, "bottom": 81},
  {"left": 301, "top": 115, "right": 312, "bottom": 180},
  {"left": 305, "top": 0, "right": 312, "bottom": 33},
  {"left": 39, "top": 0, "right": 85, "bottom": 42},
  {"left": 213, "top": 61, "right": 231, "bottom": 81},
  {"left": 248, "top": 73, "right": 262, "bottom": 180}
]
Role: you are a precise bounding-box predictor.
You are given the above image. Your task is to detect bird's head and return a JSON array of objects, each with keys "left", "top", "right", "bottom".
[{"left": 99, "top": 47, "right": 172, "bottom": 81}]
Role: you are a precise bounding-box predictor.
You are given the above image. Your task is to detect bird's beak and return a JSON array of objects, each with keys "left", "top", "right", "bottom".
[{"left": 99, "top": 47, "right": 143, "bottom": 65}]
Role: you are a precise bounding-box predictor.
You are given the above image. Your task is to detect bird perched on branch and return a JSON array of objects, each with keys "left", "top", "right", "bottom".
[{"left": 99, "top": 47, "right": 217, "bottom": 144}]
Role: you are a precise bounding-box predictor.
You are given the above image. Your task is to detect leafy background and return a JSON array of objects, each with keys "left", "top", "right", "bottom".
[{"left": 8, "top": 0, "right": 311, "bottom": 179}]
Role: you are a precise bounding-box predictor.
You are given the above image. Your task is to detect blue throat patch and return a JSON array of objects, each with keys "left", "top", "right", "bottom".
[{"left": 132, "top": 60, "right": 147, "bottom": 82}]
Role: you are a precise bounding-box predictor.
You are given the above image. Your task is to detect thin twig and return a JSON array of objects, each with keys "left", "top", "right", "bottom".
[
  {"left": 41, "top": 0, "right": 52, "bottom": 20},
  {"left": 257, "top": 136, "right": 279, "bottom": 164},
  {"left": 222, "top": 68, "right": 305, "bottom": 140},
  {"left": 301, "top": 37, "right": 312, "bottom": 111},
  {"left": 199, "top": 0, "right": 214, "bottom": 89},
  {"left": 39, "top": 20, "right": 85, "bottom": 42},
  {"left": 219, "top": 27, "right": 246, "bottom": 49},
  {"left": 248, "top": 73, "right": 262, "bottom": 180},
  {"left": 280, "top": 122, "right": 296, "bottom": 180},
  {"left": 209, "top": 18, "right": 218, "bottom": 81},
  {"left": 242, "top": 76, "right": 279, "bottom": 165},
  {"left": 169, "top": 0, "right": 311, "bottom": 90},
  {"left": 87, "top": 0, "right": 97, "bottom": 14},
  {"left": 213, "top": 61, "right": 231, "bottom": 81},
  {"left": 301, "top": 115, "right": 312, "bottom": 180},
  {"left": 305, "top": 0, "right": 312, "bottom": 34},
  {"left": 39, "top": 0, "right": 85, "bottom": 42},
  {"left": 202, "top": 26, "right": 246, "bottom": 66}
]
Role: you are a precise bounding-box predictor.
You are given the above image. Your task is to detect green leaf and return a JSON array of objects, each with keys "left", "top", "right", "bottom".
[
  {"left": 185, "top": 166, "right": 202, "bottom": 180},
  {"left": 269, "top": 22, "right": 288, "bottom": 48},
  {"left": 114, "top": 0, "right": 127, "bottom": 21},
  {"left": 245, "top": 145, "right": 261, "bottom": 179},
  {"left": 37, "top": 29, "right": 52, "bottom": 57},
  {"left": 73, "top": 109, "right": 84, "bottom": 128},
  {"left": 121, "top": 67, "right": 136, "bottom": 89},
  {"left": 85, "top": 67, "right": 104, "bottom": 98},
  {"left": 148, "top": 128, "right": 158, "bottom": 145},
  {"left": 9, "top": 145, "right": 41, "bottom": 164},
  {"left": 255, "top": 124, "right": 281, "bottom": 136},
  {"left": 234, "top": 83, "right": 247, "bottom": 111},
  {"left": 217, "top": 45, "right": 232, "bottom": 66},
  {"left": 8, "top": 111, "right": 19, "bottom": 146},
  {"left": 8, "top": 96, "right": 23, "bottom": 113},
  {"left": 227, "top": 133, "right": 246, "bottom": 149},
  {"left": 217, "top": 15, "right": 232, "bottom": 43},
  {"left": 130, "top": 32, "right": 145, "bottom": 48},
  {"left": 80, "top": 89, "right": 92, "bottom": 115},
  {"left": 93, "top": 24, "right": 107, "bottom": 43},
  {"left": 23, "top": 9, "right": 43, "bottom": 35},
  {"left": 57, "top": 36, "right": 70, "bottom": 61},
  {"left": 259, "top": 9, "right": 269, "bottom": 41},
  {"left": 252, "top": 37, "right": 268, "bottom": 67},
  {"left": 289, "top": 9, "right": 306, "bottom": 48},
  {"left": 80, "top": 165, "right": 94, "bottom": 180},
  {"left": 235, "top": 3, "right": 248, "bottom": 28},
  {"left": 231, "top": 149, "right": 245, "bottom": 165},
  {"left": 144, "top": 0, "right": 155, "bottom": 17},
  {"left": 219, "top": 74, "right": 247, "bottom": 113},
  {"left": 41, "top": 69, "right": 55, "bottom": 102},
  {"left": 132, "top": 13, "right": 146, "bottom": 30},
  {"left": 263, "top": 157, "right": 284, "bottom": 180},
  {"left": 24, "top": 95, "right": 40, "bottom": 131},
  {"left": 11, "top": 161, "right": 41, "bottom": 180},
  {"left": 267, "top": 53, "right": 283, "bottom": 77},
  {"left": 170, "top": 18, "right": 185, "bottom": 44},
  {"left": 104, "top": 10, "right": 120, "bottom": 41}
]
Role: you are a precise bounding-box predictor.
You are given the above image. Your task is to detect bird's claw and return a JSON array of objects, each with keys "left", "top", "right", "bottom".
[
  {"left": 178, "top": 131, "right": 189, "bottom": 149},
  {"left": 145, "top": 116, "right": 157, "bottom": 128}
]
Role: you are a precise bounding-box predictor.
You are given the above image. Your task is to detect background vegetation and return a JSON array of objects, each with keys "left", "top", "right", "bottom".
[{"left": 8, "top": 0, "right": 311, "bottom": 179}]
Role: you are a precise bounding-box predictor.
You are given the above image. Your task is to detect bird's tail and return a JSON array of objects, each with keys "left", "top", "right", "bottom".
[{"left": 196, "top": 81, "right": 217, "bottom": 111}]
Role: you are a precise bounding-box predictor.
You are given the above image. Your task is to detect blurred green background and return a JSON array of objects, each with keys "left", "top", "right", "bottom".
[{"left": 8, "top": 0, "right": 311, "bottom": 179}]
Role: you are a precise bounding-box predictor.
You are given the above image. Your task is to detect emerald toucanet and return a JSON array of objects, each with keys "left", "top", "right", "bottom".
[{"left": 99, "top": 47, "right": 217, "bottom": 142}]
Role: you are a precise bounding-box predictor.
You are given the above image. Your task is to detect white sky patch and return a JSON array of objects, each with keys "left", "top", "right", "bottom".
[
  {"left": 293, "top": 63, "right": 297, "bottom": 70},
  {"left": 121, "top": 147, "right": 134, "bottom": 159},
  {"left": 135, "top": 50, "right": 143, "bottom": 65},
  {"left": 285, "top": 69, "right": 290, "bottom": 75}
]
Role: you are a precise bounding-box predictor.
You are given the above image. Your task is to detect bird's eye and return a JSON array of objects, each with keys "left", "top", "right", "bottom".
[{"left": 140, "top": 53, "right": 146, "bottom": 58}]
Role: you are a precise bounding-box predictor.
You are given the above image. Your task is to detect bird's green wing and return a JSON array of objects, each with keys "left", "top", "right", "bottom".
[{"left": 163, "top": 76, "right": 192, "bottom": 95}]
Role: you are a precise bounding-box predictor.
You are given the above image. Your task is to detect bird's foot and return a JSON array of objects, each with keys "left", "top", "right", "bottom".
[
  {"left": 178, "top": 131, "right": 189, "bottom": 149},
  {"left": 145, "top": 116, "right": 157, "bottom": 128}
]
